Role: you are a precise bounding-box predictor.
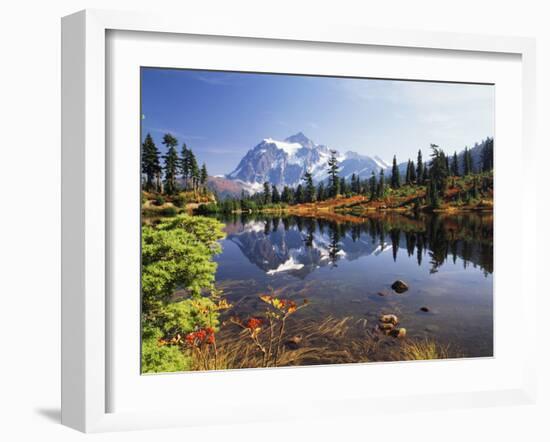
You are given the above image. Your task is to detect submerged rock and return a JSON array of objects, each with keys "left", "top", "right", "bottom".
[
  {"left": 377, "top": 291, "right": 389, "bottom": 297},
  {"left": 390, "top": 328, "right": 407, "bottom": 338},
  {"left": 379, "top": 314, "right": 399, "bottom": 325},
  {"left": 391, "top": 280, "right": 409, "bottom": 293},
  {"left": 379, "top": 322, "right": 395, "bottom": 331},
  {"left": 419, "top": 306, "right": 430, "bottom": 313}
]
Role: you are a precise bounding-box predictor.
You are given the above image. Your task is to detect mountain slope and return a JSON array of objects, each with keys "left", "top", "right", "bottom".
[{"left": 227, "top": 132, "right": 388, "bottom": 189}]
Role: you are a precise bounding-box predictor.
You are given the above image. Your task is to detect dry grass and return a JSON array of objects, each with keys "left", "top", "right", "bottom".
[
  {"left": 396, "top": 338, "right": 452, "bottom": 361},
  {"left": 185, "top": 316, "right": 461, "bottom": 371}
]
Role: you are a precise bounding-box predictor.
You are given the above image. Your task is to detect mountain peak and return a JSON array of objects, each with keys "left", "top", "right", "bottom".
[{"left": 284, "top": 132, "right": 315, "bottom": 149}]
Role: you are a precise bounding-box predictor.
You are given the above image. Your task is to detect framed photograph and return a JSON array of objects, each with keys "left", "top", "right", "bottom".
[{"left": 61, "top": 9, "right": 537, "bottom": 432}]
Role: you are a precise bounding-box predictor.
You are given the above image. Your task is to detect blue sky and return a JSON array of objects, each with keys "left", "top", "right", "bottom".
[{"left": 141, "top": 68, "right": 494, "bottom": 176}]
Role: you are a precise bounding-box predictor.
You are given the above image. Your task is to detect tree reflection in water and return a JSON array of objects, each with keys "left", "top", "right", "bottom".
[{"left": 218, "top": 211, "right": 493, "bottom": 277}]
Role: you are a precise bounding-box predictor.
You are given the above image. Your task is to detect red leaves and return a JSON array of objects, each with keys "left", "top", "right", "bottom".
[
  {"left": 185, "top": 327, "right": 216, "bottom": 347},
  {"left": 245, "top": 317, "right": 263, "bottom": 330}
]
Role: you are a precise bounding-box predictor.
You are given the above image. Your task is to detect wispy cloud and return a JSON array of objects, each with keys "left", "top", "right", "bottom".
[{"left": 194, "top": 74, "right": 234, "bottom": 86}]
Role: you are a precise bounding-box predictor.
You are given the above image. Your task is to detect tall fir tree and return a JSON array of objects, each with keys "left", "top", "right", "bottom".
[
  {"left": 263, "top": 181, "right": 271, "bottom": 205},
  {"left": 281, "top": 186, "right": 293, "bottom": 204},
  {"left": 180, "top": 143, "right": 190, "bottom": 189},
  {"left": 141, "top": 133, "right": 161, "bottom": 191},
  {"left": 410, "top": 159, "right": 417, "bottom": 183},
  {"left": 429, "top": 144, "right": 449, "bottom": 199},
  {"left": 199, "top": 163, "right": 208, "bottom": 189},
  {"left": 369, "top": 171, "right": 377, "bottom": 200},
  {"left": 294, "top": 184, "right": 305, "bottom": 204},
  {"left": 416, "top": 149, "right": 424, "bottom": 184},
  {"left": 391, "top": 155, "right": 401, "bottom": 189},
  {"left": 327, "top": 150, "right": 340, "bottom": 197},
  {"left": 463, "top": 146, "right": 472, "bottom": 176},
  {"left": 317, "top": 181, "right": 326, "bottom": 201},
  {"left": 187, "top": 149, "right": 200, "bottom": 191},
  {"left": 303, "top": 171, "right": 316, "bottom": 202},
  {"left": 481, "top": 138, "right": 494, "bottom": 172},
  {"left": 451, "top": 151, "right": 459, "bottom": 176},
  {"left": 377, "top": 169, "right": 385, "bottom": 199},
  {"left": 271, "top": 185, "right": 280, "bottom": 204},
  {"left": 163, "top": 145, "right": 180, "bottom": 195}
]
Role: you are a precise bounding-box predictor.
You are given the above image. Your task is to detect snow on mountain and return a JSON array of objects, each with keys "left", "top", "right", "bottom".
[
  {"left": 226, "top": 132, "right": 388, "bottom": 190},
  {"left": 222, "top": 132, "right": 493, "bottom": 195}
]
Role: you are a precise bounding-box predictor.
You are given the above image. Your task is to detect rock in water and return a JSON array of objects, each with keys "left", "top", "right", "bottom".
[
  {"left": 419, "top": 306, "right": 430, "bottom": 313},
  {"left": 391, "top": 280, "right": 409, "bottom": 293},
  {"left": 390, "top": 328, "right": 407, "bottom": 338},
  {"left": 379, "top": 314, "right": 399, "bottom": 325},
  {"left": 379, "top": 322, "right": 395, "bottom": 331}
]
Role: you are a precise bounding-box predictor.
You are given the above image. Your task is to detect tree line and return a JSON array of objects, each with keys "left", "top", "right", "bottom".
[
  {"left": 230, "top": 138, "right": 494, "bottom": 210},
  {"left": 141, "top": 132, "right": 209, "bottom": 194}
]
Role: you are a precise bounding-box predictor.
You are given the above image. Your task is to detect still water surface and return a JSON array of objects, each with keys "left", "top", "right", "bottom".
[{"left": 212, "top": 212, "right": 493, "bottom": 359}]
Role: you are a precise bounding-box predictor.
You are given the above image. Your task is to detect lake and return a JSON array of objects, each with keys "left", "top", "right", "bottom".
[{"left": 211, "top": 211, "right": 493, "bottom": 363}]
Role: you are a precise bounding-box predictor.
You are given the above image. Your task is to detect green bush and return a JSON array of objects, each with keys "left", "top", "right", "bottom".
[
  {"left": 161, "top": 206, "right": 178, "bottom": 217},
  {"left": 141, "top": 214, "right": 226, "bottom": 373},
  {"left": 141, "top": 325, "right": 191, "bottom": 374},
  {"left": 154, "top": 195, "right": 165, "bottom": 206}
]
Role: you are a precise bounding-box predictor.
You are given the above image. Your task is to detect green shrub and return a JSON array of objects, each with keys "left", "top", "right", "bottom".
[
  {"left": 161, "top": 206, "right": 178, "bottom": 217},
  {"left": 154, "top": 195, "right": 165, "bottom": 206},
  {"left": 141, "top": 325, "right": 191, "bottom": 374}
]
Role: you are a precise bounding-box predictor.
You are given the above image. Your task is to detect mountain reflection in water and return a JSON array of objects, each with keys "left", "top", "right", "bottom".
[
  {"left": 220, "top": 212, "right": 493, "bottom": 279},
  {"left": 211, "top": 211, "right": 493, "bottom": 359}
]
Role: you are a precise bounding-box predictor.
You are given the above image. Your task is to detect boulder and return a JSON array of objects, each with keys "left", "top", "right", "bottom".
[
  {"left": 390, "top": 328, "right": 407, "bottom": 338},
  {"left": 379, "top": 322, "right": 395, "bottom": 331},
  {"left": 419, "top": 306, "right": 430, "bottom": 313},
  {"left": 379, "top": 314, "right": 399, "bottom": 325},
  {"left": 391, "top": 280, "right": 409, "bottom": 293}
]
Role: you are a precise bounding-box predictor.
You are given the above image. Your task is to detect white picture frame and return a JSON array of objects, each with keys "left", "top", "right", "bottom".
[{"left": 61, "top": 9, "right": 538, "bottom": 433}]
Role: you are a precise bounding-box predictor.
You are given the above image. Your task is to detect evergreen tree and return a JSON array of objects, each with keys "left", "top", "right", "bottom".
[
  {"left": 416, "top": 149, "right": 424, "bottom": 184},
  {"left": 199, "top": 163, "right": 208, "bottom": 189},
  {"left": 272, "top": 185, "right": 280, "bottom": 204},
  {"left": 187, "top": 149, "right": 200, "bottom": 191},
  {"left": 327, "top": 150, "right": 340, "bottom": 197},
  {"left": 281, "top": 186, "right": 293, "bottom": 204},
  {"left": 294, "top": 184, "right": 305, "bottom": 204},
  {"left": 451, "top": 151, "right": 459, "bottom": 176},
  {"left": 141, "top": 133, "right": 161, "bottom": 191},
  {"left": 317, "top": 181, "right": 326, "bottom": 201},
  {"left": 163, "top": 144, "right": 180, "bottom": 195},
  {"left": 350, "top": 173, "right": 361, "bottom": 194},
  {"left": 369, "top": 171, "right": 376, "bottom": 200},
  {"left": 180, "top": 143, "right": 190, "bottom": 188},
  {"left": 263, "top": 181, "right": 271, "bottom": 205},
  {"left": 391, "top": 155, "right": 401, "bottom": 189},
  {"left": 429, "top": 144, "right": 449, "bottom": 200},
  {"left": 481, "top": 138, "right": 494, "bottom": 172},
  {"left": 410, "top": 159, "right": 417, "bottom": 183},
  {"left": 377, "top": 169, "right": 385, "bottom": 199},
  {"left": 422, "top": 162, "right": 429, "bottom": 183},
  {"left": 340, "top": 177, "right": 349, "bottom": 195},
  {"left": 303, "top": 171, "right": 316, "bottom": 202},
  {"left": 463, "top": 146, "right": 472, "bottom": 176}
]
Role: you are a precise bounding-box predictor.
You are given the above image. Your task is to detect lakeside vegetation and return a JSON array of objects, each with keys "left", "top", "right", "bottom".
[
  {"left": 140, "top": 132, "right": 493, "bottom": 373},
  {"left": 141, "top": 131, "right": 493, "bottom": 218}
]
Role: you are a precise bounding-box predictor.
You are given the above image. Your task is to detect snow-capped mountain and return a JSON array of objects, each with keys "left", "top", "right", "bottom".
[
  {"left": 221, "top": 132, "right": 493, "bottom": 194},
  {"left": 226, "top": 132, "right": 389, "bottom": 189}
]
